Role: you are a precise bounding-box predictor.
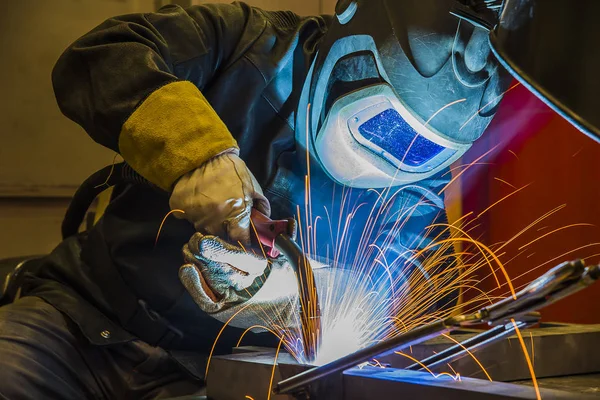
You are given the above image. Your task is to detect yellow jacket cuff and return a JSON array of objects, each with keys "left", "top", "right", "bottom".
[{"left": 119, "top": 81, "right": 238, "bottom": 191}]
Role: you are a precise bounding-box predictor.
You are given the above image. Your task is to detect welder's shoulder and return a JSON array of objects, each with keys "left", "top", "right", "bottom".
[
  {"left": 258, "top": 7, "right": 331, "bottom": 33},
  {"left": 181, "top": 2, "right": 328, "bottom": 64}
]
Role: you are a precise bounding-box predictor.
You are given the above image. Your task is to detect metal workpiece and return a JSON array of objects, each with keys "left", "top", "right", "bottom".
[
  {"left": 206, "top": 350, "right": 302, "bottom": 400},
  {"left": 271, "top": 260, "right": 600, "bottom": 394},
  {"left": 206, "top": 350, "right": 341, "bottom": 400},
  {"left": 515, "top": 374, "right": 600, "bottom": 397},
  {"left": 274, "top": 318, "right": 459, "bottom": 395},
  {"left": 206, "top": 260, "right": 600, "bottom": 398},
  {"left": 207, "top": 344, "right": 600, "bottom": 400}
]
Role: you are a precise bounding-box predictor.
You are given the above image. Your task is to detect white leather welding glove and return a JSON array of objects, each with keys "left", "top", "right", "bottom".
[
  {"left": 180, "top": 233, "right": 342, "bottom": 330},
  {"left": 179, "top": 232, "right": 269, "bottom": 315},
  {"left": 169, "top": 151, "right": 271, "bottom": 245}
]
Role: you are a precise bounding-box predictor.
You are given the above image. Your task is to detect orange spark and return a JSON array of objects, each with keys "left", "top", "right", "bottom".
[
  {"left": 447, "top": 363, "right": 460, "bottom": 377},
  {"left": 425, "top": 98, "right": 467, "bottom": 126},
  {"left": 155, "top": 209, "right": 185, "bottom": 246},
  {"left": 530, "top": 332, "right": 535, "bottom": 368},
  {"left": 249, "top": 218, "right": 269, "bottom": 259},
  {"left": 394, "top": 352, "right": 461, "bottom": 381},
  {"left": 267, "top": 338, "right": 285, "bottom": 400},
  {"left": 205, "top": 303, "right": 254, "bottom": 379},
  {"left": 510, "top": 242, "right": 600, "bottom": 283},
  {"left": 498, "top": 205, "right": 567, "bottom": 251},
  {"left": 494, "top": 177, "right": 518, "bottom": 190},
  {"left": 439, "top": 145, "right": 499, "bottom": 195},
  {"left": 94, "top": 153, "right": 121, "bottom": 189},
  {"left": 477, "top": 183, "right": 531, "bottom": 218},
  {"left": 512, "top": 319, "right": 541, "bottom": 400},
  {"left": 572, "top": 147, "right": 584, "bottom": 158},
  {"left": 518, "top": 223, "right": 595, "bottom": 251},
  {"left": 442, "top": 333, "right": 492, "bottom": 381},
  {"left": 236, "top": 325, "right": 283, "bottom": 348}
]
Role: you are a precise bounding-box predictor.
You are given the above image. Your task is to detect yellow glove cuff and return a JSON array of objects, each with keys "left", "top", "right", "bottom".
[{"left": 119, "top": 81, "right": 238, "bottom": 191}]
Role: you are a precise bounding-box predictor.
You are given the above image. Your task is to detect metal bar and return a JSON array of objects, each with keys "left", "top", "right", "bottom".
[
  {"left": 476, "top": 261, "right": 600, "bottom": 326},
  {"left": 274, "top": 318, "right": 458, "bottom": 395},
  {"left": 415, "top": 320, "right": 531, "bottom": 372},
  {"left": 406, "top": 324, "right": 509, "bottom": 371}
]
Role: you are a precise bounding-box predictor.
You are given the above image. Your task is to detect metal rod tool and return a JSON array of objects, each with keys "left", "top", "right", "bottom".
[{"left": 251, "top": 209, "right": 322, "bottom": 363}]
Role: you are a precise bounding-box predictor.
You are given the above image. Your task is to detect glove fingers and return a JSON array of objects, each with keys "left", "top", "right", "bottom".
[
  {"left": 224, "top": 208, "right": 252, "bottom": 247},
  {"left": 185, "top": 232, "right": 205, "bottom": 257},
  {"left": 184, "top": 233, "right": 268, "bottom": 293},
  {"left": 198, "top": 234, "right": 267, "bottom": 277},
  {"left": 179, "top": 264, "right": 218, "bottom": 301},
  {"left": 179, "top": 264, "right": 224, "bottom": 313},
  {"left": 170, "top": 152, "right": 271, "bottom": 245}
]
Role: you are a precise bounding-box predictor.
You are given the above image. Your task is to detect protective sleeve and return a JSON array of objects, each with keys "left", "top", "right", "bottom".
[{"left": 51, "top": 3, "right": 259, "bottom": 190}]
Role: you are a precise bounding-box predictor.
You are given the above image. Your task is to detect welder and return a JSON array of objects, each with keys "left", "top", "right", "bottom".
[{"left": 0, "top": 1, "right": 510, "bottom": 398}]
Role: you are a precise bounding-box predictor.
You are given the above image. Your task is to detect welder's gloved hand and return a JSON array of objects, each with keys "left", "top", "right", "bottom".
[
  {"left": 179, "top": 233, "right": 270, "bottom": 315},
  {"left": 180, "top": 233, "right": 320, "bottom": 330},
  {"left": 169, "top": 151, "right": 271, "bottom": 245},
  {"left": 179, "top": 233, "right": 378, "bottom": 331}
]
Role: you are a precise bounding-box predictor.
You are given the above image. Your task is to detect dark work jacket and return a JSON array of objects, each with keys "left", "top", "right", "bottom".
[{"left": 25, "top": 2, "right": 453, "bottom": 380}]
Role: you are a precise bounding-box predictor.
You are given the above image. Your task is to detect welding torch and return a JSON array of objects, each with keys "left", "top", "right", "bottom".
[
  {"left": 274, "top": 259, "right": 600, "bottom": 395},
  {"left": 251, "top": 209, "right": 322, "bottom": 364}
]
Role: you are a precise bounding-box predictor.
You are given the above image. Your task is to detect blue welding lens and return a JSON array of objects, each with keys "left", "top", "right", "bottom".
[
  {"left": 357, "top": 109, "right": 447, "bottom": 168},
  {"left": 355, "top": 108, "right": 453, "bottom": 171}
]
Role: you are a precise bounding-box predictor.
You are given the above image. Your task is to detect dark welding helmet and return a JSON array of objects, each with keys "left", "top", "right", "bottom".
[
  {"left": 489, "top": 0, "right": 600, "bottom": 143},
  {"left": 304, "top": 0, "right": 511, "bottom": 188}
]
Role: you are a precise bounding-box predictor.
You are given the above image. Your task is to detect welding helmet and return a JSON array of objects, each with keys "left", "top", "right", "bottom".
[
  {"left": 490, "top": 0, "right": 600, "bottom": 143},
  {"left": 305, "top": 0, "right": 511, "bottom": 188}
]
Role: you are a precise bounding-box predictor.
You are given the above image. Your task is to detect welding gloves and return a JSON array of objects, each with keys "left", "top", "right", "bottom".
[
  {"left": 180, "top": 233, "right": 343, "bottom": 330},
  {"left": 179, "top": 233, "right": 270, "bottom": 316},
  {"left": 169, "top": 151, "right": 271, "bottom": 246}
]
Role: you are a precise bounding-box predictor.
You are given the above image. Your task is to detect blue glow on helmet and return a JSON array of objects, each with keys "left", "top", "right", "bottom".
[{"left": 357, "top": 109, "right": 446, "bottom": 169}]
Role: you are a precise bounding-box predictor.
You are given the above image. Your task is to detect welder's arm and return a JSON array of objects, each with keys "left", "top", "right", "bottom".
[
  {"left": 52, "top": 3, "right": 257, "bottom": 189},
  {"left": 52, "top": 3, "right": 270, "bottom": 242}
]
